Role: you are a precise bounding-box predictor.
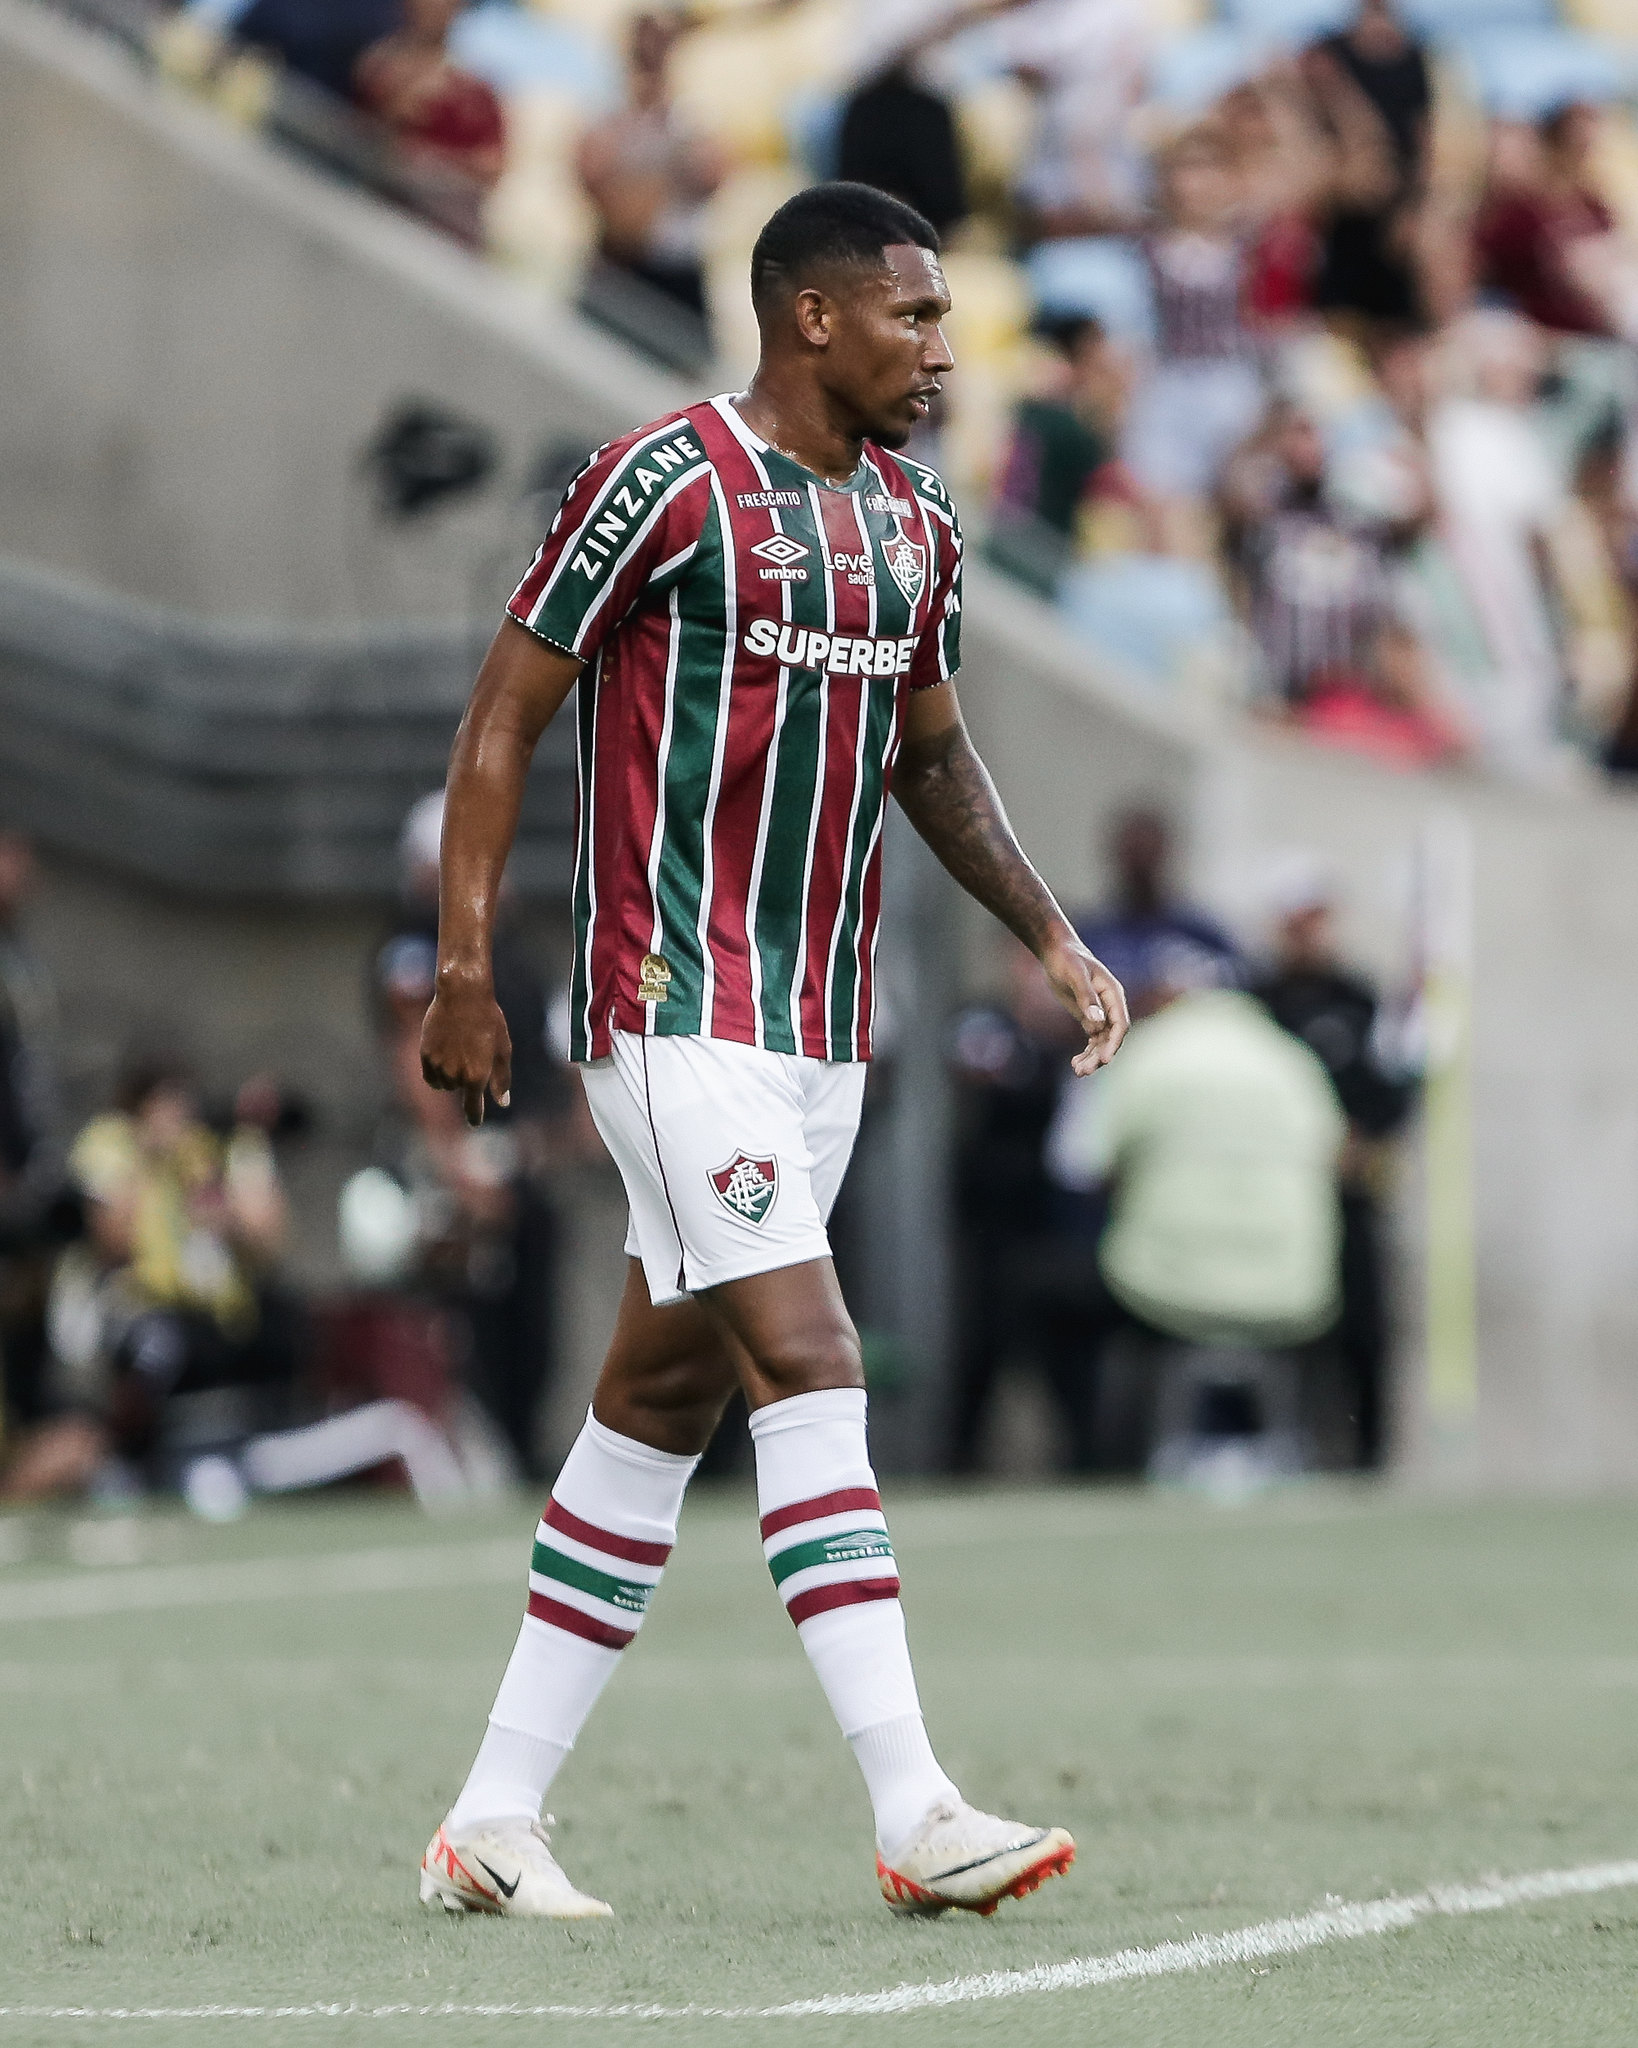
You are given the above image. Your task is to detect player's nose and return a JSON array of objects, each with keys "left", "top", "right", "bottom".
[{"left": 922, "top": 322, "right": 955, "bottom": 375}]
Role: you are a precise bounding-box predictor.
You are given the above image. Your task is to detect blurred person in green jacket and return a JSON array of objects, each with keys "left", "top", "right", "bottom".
[{"left": 1049, "top": 941, "right": 1345, "bottom": 1352}]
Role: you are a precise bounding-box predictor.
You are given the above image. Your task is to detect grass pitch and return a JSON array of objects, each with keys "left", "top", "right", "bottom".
[{"left": 4, "top": 1481, "right": 1638, "bottom": 2047}]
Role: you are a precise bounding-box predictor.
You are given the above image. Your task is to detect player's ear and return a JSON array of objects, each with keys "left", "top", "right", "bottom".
[{"left": 793, "top": 287, "right": 832, "bottom": 350}]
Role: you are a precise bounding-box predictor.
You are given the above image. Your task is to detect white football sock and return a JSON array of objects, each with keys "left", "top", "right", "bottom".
[
  {"left": 749, "top": 1386, "right": 959, "bottom": 1854},
  {"left": 446, "top": 1410, "right": 697, "bottom": 1832}
]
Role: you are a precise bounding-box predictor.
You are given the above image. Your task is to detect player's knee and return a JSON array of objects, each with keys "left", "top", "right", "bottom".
[{"left": 748, "top": 1326, "right": 864, "bottom": 1402}]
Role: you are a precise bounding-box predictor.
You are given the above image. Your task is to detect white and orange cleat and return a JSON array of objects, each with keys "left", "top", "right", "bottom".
[
  {"left": 420, "top": 1816, "right": 613, "bottom": 1919},
  {"left": 877, "top": 1800, "right": 1075, "bottom": 1917}
]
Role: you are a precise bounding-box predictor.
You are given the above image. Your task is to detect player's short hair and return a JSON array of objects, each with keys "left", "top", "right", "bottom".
[{"left": 750, "top": 182, "right": 939, "bottom": 310}]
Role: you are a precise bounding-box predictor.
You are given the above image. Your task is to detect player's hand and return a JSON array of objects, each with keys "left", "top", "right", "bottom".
[
  {"left": 420, "top": 977, "right": 513, "bottom": 1127},
  {"left": 1039, "top": 932, "right": 1128, "bottom": 1076}
]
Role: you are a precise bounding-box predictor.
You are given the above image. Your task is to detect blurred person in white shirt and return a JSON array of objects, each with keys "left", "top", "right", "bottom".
[
  {"left": 1428, "top": 310, "right": 1573, "bottom": 778},
  {"left": 995, "top": 0, "right": 1154, "bottom": 242}
]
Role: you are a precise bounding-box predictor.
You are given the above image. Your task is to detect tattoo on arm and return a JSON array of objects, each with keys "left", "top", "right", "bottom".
[{"left": 893, "top": 718, "right": 1069, "bottom": 953}]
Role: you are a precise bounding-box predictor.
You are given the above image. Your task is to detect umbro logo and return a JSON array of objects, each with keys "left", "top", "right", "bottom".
[
  {"left": 750, "top": 533, "right": 810, "bottom": 581},
  {"left": 750, "top": 534, "right": 809, "bottom": 567}
]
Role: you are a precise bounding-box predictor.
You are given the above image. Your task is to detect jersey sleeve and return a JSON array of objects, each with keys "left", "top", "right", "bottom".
[
  {"left": 506, "top": 417, "right": 711, "bottom": 662},
  {"left": 904, "top": 477, "right": 963, "bottom": 692}
]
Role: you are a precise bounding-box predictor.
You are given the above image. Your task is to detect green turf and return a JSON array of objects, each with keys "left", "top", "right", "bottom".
[{"left": 4, "top": 1483, "right": 1638, "bottom": 2047}]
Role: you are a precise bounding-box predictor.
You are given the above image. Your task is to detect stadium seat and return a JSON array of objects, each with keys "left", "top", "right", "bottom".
[
  {"left": 484, "top": 89, "right": 599, "bottom": 286},
  {"left": 1395, "top": 0, "right": 1558, "bottom": 32},
  {"left": 450, "top": 2, "right": 616, "bottom": 104},
  {"left": 1450, "top": 27, "right": 1638, "bottom": 116},
  {"left": 1149, "top": 26, "right": 1268, "bottom": 114},
  {"left": 703, "top": 163, "right": 806, "bottom": 376},
  {"left": 1214, "top": 0, "right": 1353, "bottom": 47},
  {"left": 1058, "top": 555, "right": 1233, "bottom": 686},
  {"left": 939, "top": 250, "right": 1033, "bottom": 500},
  {"left": 671, "top": 0, "right": 850, "bottom": 164},
  {"left": 784, "top": 87, "right": 842, "bottom": 183},
  {"left": 1023, "top": 238, "right": 1157, "bottom": 348}
]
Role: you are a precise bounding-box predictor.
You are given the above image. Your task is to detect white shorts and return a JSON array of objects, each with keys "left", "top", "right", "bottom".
[{"left": 579, "top": 1032, "right": 868, "bottom": 1307}]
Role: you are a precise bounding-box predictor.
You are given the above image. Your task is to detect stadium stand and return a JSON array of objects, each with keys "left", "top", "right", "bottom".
[{"left": 31, "top": 0, "right": 1638, "bottom": 788}]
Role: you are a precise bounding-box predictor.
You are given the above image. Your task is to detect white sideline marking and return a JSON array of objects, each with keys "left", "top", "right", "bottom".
[{"left": 2, "top": 1859, "right": 1635, "bottom": 2023}]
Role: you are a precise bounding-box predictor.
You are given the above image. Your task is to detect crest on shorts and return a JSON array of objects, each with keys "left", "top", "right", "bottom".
[
  {"left": 708, "top": 1151, "right": 778, "bottom": 1226},
  {"left": 883, "top": 535, "right": 926, "bottom": 607}
]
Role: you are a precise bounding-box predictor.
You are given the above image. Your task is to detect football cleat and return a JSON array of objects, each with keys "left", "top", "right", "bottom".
[
  {"left": 419, "top": 1816, "right": 613, "bottom": 1919},
  {"left": 877, "top": 1800, "right": 1075, "bottom": 1917}
]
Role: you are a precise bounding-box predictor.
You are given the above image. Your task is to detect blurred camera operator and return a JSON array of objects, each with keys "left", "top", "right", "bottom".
[
  {"left": 1249, "top": 857, "right": 1418, "bottom": 1468},
  {"left": 2, "top": 1054, "right": 293, "bottom": 1501}
]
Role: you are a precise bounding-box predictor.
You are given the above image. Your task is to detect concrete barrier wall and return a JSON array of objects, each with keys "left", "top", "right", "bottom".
[
  {"left": 959, "top": 576, "right": 1638, "bottom": 1489},
  {"left": 0, "top": 0, "right": 685, "bottom": 623},
  {"left": 7, "top": 0, "right": 1638, "bottom": 1483}
]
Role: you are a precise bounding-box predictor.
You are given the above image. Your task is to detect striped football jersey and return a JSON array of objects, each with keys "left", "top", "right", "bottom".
[{"left": 507, "top": 394, "right": 963, "bottom": 1063}]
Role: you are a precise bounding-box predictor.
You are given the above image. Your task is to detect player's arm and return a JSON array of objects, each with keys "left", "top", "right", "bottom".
[
  {"left": 893, "top": 681, "right": 1128, "bottom": 1073},
  {"left": 421, "top": 620, "right": 582, "bottom": 1124}
]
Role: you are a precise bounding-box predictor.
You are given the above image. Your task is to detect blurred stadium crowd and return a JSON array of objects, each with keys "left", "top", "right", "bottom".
[
  {"left": 54, "top": 0, "right": 1638, "bottom": 784},
  {"left": 0, "top": 793, "right": 1419, "bottom": 1507}
]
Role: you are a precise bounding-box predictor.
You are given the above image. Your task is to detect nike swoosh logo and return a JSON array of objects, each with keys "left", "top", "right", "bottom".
[{"left": 476, "top": 1857, "right": 521, "bottom": 1899}]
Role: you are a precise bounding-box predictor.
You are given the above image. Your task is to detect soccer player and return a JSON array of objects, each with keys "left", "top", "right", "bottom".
[{"left": 417, "top": 182, "right": 1128, "bottom": 1922}]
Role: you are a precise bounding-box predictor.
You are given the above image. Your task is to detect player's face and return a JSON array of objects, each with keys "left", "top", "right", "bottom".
[{"left": 825, "top": 244, "right": 954, "bottom": 450}]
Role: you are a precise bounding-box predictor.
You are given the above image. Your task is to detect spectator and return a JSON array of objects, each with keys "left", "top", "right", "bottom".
[
  {"left": 354, "top": 0, "right": 506, "bottom": 238},
  {"left": 1574, "top": 420, "right": 1638, "bottom": 775},
  {"left": 1120, "top": 125, "right": 1269, "bottom": 551},
  {"left": 835, "top": 0, "right": 981, "bottom": 238},
  {"left": 1220, "top": 401, "right": 1463, "bottom": 765},
  {"left": 1, "top": 1054, "right": 294, "bottom": 1501},
  {"left": 0, "top": 830, "right": 68, "bottom": 1444},
  {"left": 1474, "top": 104, "right": 1623, "bottom": 344},
  {"left": 1304, "top": 0, "right": 1431, "bottom": 327},
  {"left": 836, "top": 70, "right": 966, "bottom": 239},
  {"left": 1218, "top": 68, "right": 1352, "bottom": 330},
  {"left": 944, "top": 941, "right": 1100, "bottom": 1473},
  {"left": 1000, "top": 0, "right": 1154, "bottom": 242},
  {"left": 989, "top": 314, "right": 1143, "bottom": 592},
  {"left": 1075, "top": 806, "right": 1239, "bottom": 1013},
  {"left": 1473, "top": 103, "right": 1638, "bottom": 486},
  {"left": 235, "top": 0, "right": 401, "bottom": 100},
  {"left": 1427, "top": 311, "right": 1571, "bottom": 776},
  {"left": 370, "top": 790, "right": 569, "bottom": 1481},
  {"left": 1048, "top": 946, "right": 1345, "bottom": 1458},
  {"left": 576, "top": 12, "right": 727, "bottom": 351},
  {"left": 1249, "top": 857, "right": 1417, "bottom": 1467}
]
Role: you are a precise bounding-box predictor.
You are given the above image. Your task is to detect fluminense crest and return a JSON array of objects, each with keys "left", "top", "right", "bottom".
[
  {"left": 707, "top": 1151, "right": 779, "bottom": 1226},
  {"left": 883, "top": 536, "right": 926, "bottom": 607}
]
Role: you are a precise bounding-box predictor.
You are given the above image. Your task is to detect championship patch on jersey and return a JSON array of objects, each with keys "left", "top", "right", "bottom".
[
  {"left": 708, "top": 1151, "right": 778, "bottom": 1226},
  {"left": 884, "top": 536, "right": 926, "bottom": 607},
  {"left": 637, "top": 952, "right": 673, "bottom": 1003}
]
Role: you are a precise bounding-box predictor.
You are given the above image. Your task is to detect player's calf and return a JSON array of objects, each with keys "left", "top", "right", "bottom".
[
  {"left": 421, "top": 1408, "right": 698, "bottom": 1917},
  {"left": 749, "top": 1384, "right": 1077, "bottom": 1913}
]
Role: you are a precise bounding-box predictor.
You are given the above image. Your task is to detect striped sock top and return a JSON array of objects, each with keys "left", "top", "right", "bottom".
[
  {"left": 760, "top": 1486, "right": 900, "bottom": 1626},
  {"left": 527, "top": 1497, "right": 674, "bottom": 1652}
]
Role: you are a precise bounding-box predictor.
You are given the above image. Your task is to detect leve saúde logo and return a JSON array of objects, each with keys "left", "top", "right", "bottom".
[{"left": 708, "top": 1151, "right": 779, "bottom": 1226}]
